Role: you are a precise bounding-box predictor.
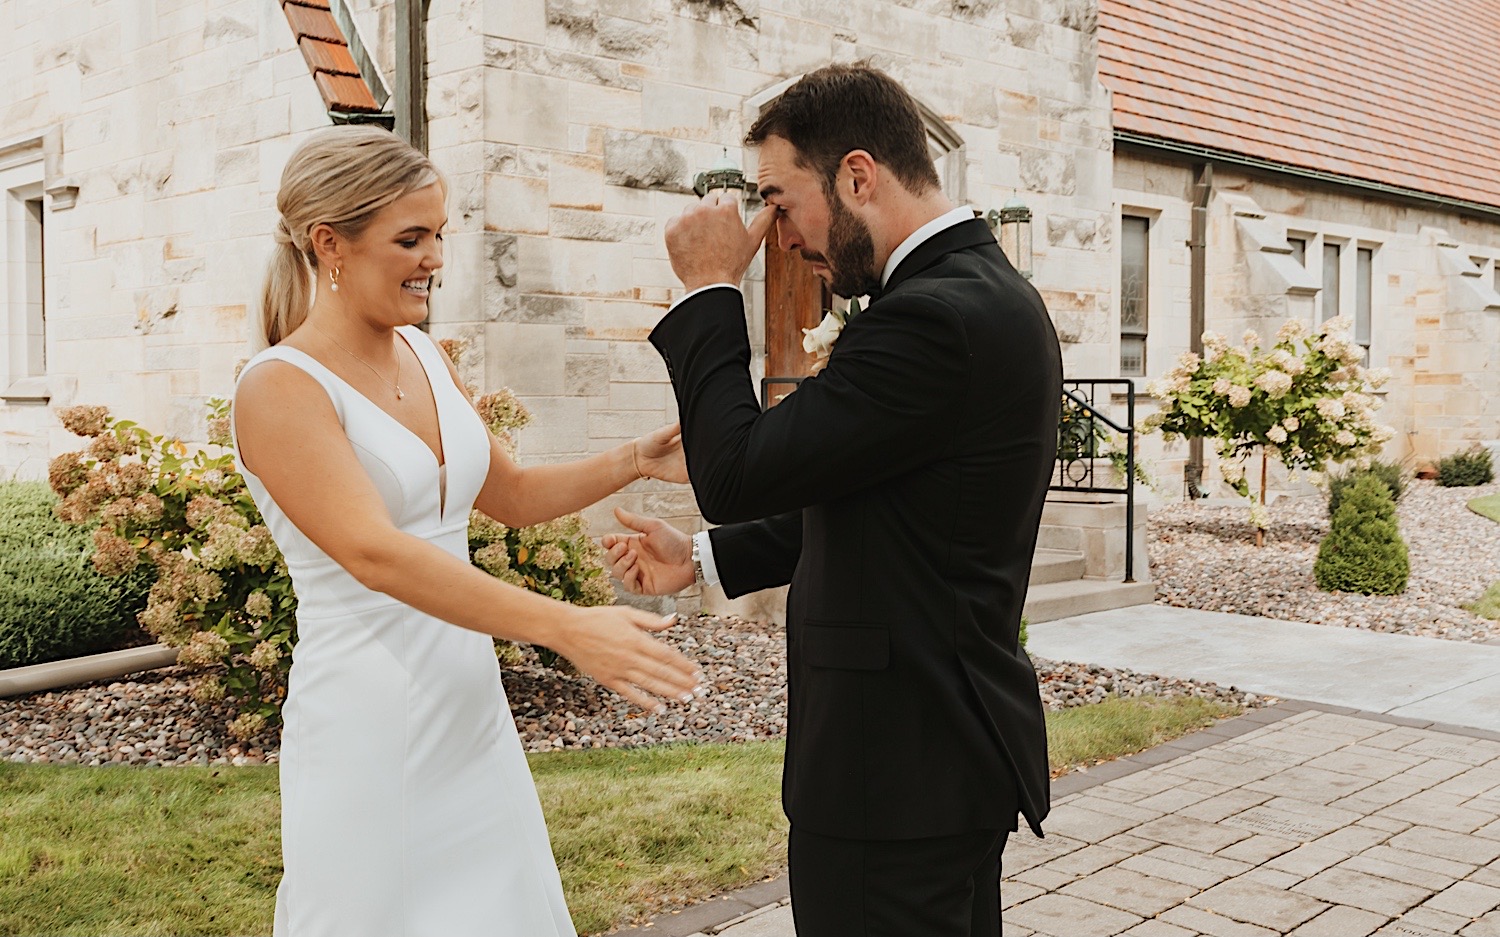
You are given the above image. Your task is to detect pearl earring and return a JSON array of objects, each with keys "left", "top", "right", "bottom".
[{"left": 330, "top": 267, "right": 341, "bottom": 292}]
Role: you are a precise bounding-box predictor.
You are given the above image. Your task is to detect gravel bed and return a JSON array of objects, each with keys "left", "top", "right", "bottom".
[
  {"left": 0, "top": 615, "right": 1263, "bottom": 766},
  {"left": 1150, "top": 479, "right": 1500, "bottom": 642}
]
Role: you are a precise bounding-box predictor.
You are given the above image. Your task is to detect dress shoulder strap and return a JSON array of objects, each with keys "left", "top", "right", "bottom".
[{"left": 234, "top": 346, "right": 350, "bottom": 424}]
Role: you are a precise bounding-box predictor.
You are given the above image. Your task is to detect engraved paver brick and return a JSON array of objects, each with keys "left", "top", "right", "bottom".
[
  {"left": 1245, "top": 765, "right": 1379, "bottom": 805},
  {"left": 1133, "top": 814, "right": 1254, "bottom": 852},
  {"left": 1224, "top": 801, "right": 1360, "bottom": 842},
  {"left": 1388, "top": 826, "right": 1500, "bottom": 866},
  {"left": 1217, "top": 742, "right": 1315, "bottom": 768},
  {"left": 1059, "top": 867, "right": 1197, "bottom": 917},
  {"left": 1164, "top": 757, "right": 1282, "bottom": 786},
  {"left": 1400, "top": 737, "right": 1500, "bottom": 766},
  {"left": 1181, "top": 778, "right": 1237, "bottom": 796},
  {"left": 1179, "top": 788, "right": 1275, "bottom": 823},
  {"left": 1004, "top": 833, "right": 1088, "bottom": 873},
  {"left": 1287, "top": 904, "right": 1389, "bottom": 937},
  {"left": 1217, "top": 833, "right": 1299, "bottom": 864},
  {"left": 1160, "top": 904, "right": 1278, "bottom": 937},
  {"left": 1097, "top": 833, "right": 1159, "bottom": 855},
  {"left": 1190, "top": 878, "right": 1329, "bottom": 930},
  {"left": 1265, "top": 844, "right": 1346, "bottom": 877},
  {"left": 1006, "top": 894, "right": 1143, "bottom": 936},
  {"left": 1421, "top": 880, "right": 1500, "bottom": 918},
  {"left": 1293, "top": 866, "right": 1433, "bottom": 916},
  {"left": 1295, "top": 714, "right": 1389, "bottom": 742}
]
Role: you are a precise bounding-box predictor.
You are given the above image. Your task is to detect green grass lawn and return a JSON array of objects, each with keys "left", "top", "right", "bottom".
[
  {"left": 0, "top": 695, "right": 1240, "bottom": 936},
  {"left": 1470, "top": 494, "right": 1500, "bottom": 524}
]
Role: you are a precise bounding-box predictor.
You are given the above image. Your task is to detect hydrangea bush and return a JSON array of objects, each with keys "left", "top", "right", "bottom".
[
  {"left": 1140, "top": 316, "right": 1396, "bottom": 543},
  {"left": 51, "top": 339, "right": 614, "bottom": 739}
]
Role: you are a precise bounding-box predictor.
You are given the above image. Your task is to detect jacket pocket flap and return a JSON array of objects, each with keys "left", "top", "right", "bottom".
[{"left": 803, "top": 624, "right": 889, "bottom": 671}]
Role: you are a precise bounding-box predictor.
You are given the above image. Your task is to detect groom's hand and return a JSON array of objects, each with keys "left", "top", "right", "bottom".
[
  {"left": 601, "top": 507, "right": 695, "bottom": 596},
  {"left": 665, "top": 194, "right": 778, "bottom": 292}
]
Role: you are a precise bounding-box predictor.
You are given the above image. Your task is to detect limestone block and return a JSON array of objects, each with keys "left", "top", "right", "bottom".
[
  {"left": 485, "top": 173, "right": 550, "bottom": 235},
  {"left": 596, "top": 15, "right": 665, "bottom": 60},
  {"left": 1019, "top": 147, "right": 1076, "bottom": 197},
  {"left": 610, "top": 339, "right": 668, "bottom": 382},
  {"left": 599, "top": 0, "right": 655, "bottom": 24},
  {"left": 549, "top": 152, "right": 605, "bottom": 210},
  {"left": 551, "top": 208, "right": 654, "bottom": 243},
  {"left": 485, "top": 322, "right": 566, "bottom": 395},
  {"left": 515, "top": 235, "right": 637, "bottom": 297},
  {"left": 483, "top": 69, "right": 570, "bottom": 150},
  {"left": 587, "top": 408, "right": 665, "bottom": 439},
  {"left": 514, "top": 395, "right": 589, "bottom": 456},
  {"left": 584, "top": 298, "right": 666, "bottom": 341},
  {"left": 482, "top": 0, "right": 547, "bottom": 43},
  {"left": 603, "top": 130, "right": 693, "bottom": 193},
  {"left": 565, "top": 353, "right": 610, "bottom": 396},
  {"left": 607, "top": 381, "right": 668, "bottom": 410},
  {"left": 757, "top": 12, "right": 834, "bottom": 77}
]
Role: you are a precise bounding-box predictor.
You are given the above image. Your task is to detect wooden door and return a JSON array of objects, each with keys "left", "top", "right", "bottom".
[{"left": 763, "top": 239, "right": 830, "bottom": 406}]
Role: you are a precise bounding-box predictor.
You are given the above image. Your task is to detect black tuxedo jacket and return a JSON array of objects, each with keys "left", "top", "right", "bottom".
[{"left": 650, "top": 218, "right": 1060, "bottom": 839}]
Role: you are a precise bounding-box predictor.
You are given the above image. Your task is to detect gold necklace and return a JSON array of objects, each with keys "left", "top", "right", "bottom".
[{"left": 311, "top": 322, "right": 405, "bottom": 400}]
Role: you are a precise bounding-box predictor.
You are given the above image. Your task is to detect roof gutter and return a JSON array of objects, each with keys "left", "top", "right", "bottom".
[{"left": 1115, "top": 131, "right": 1500, "bottom": 223}]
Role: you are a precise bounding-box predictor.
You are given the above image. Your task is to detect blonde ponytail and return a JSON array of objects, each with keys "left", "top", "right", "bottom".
[{"left": 260, "top": 126, "right": 444, "bottom": 347}]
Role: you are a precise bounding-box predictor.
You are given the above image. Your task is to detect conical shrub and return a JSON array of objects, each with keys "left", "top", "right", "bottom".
[{"left": 1314, "top": 474, "right": 1409, "bottom": 595}]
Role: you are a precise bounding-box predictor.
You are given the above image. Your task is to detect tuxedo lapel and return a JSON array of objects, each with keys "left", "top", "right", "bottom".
[{"left": 882, "top": 218, "right": 1003, "bottom": 294}]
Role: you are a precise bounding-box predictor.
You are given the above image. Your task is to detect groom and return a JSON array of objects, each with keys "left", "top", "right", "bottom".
[{"left": 604, "top": 64, "right": 1061, "bottom": 935}]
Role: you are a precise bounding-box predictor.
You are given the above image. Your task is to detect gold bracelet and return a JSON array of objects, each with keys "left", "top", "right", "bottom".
[{"left": 632, "top": 439, "right": 647, "bottom": 480}]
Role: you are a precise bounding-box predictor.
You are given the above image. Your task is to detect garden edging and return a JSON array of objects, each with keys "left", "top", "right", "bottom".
[{"left": 0, "top": 644, "right": 177, "bottom": 698}]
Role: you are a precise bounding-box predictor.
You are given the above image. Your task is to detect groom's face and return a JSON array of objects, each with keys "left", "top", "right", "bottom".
[{"left": 756, "top": 136, "right": 880, "bottom": 298}]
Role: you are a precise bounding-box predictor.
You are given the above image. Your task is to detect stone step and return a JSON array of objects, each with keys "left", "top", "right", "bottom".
[
  {"left": 1023, "top": 578, "right": 1157, "bottom": 624},
  {"left": 1030, "top": 548, "right": 1087, "bottom": 586}
]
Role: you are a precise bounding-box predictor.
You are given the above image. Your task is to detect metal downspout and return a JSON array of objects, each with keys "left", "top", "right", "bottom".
[{"left": 1186, "top": 162, "right": 1213, "bottom": 497}]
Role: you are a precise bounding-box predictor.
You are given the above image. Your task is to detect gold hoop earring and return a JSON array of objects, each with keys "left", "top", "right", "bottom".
[{"left": 330, "top": 267, "right": 341, "bottom": 292}]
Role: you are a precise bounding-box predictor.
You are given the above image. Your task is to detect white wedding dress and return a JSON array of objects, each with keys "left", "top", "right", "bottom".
[{"left": 235, "top": 326, "right": 574, "bottom": 937}]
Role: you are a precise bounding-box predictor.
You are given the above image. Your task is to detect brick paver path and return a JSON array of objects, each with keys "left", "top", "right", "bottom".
[{"left": 1004, "top": 707, "right": 1500, "bottom": 937}]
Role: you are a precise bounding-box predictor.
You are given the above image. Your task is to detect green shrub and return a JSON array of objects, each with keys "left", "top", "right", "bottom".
[
  {"left": 0, "top": 481, "right": 151, "bottom": 668},
  {"left": 1314, "top": 475, "right": 1409, "bottom": 595},
  {"left": 1437, "top": 446, "right": 1495, "bottom": 488},
  {"left": 1328, "top": 458, "right": 1407, "bottom": 516}
]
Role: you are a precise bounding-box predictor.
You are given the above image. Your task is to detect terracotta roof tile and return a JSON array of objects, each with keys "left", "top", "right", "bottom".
[
  {"left": 314, "top": 73, "right": 380, "bottom": 113},
  {"left": 1100, "top": 0, "right": 1500, "bottom": 208},
  {"left": 280, "top": 1, "right": 383, "bottom": 115}
]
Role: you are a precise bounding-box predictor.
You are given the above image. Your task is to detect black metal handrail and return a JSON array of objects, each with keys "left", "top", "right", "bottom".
[{"left": 1052, "top": 379, "right": 1136, "bottom": 583}]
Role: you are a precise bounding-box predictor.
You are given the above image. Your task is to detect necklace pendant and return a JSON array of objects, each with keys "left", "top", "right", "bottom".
[{"left": 396, "top": 388, "right": 405, "bottom": 400}]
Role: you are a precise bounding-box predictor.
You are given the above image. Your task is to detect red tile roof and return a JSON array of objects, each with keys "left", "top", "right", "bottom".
[
  {"left": 1099, "top": 0, "right": 1500, "bottom": 209},
  {"left": 281, "top": 0, "right": 381, "bottom": 114}
]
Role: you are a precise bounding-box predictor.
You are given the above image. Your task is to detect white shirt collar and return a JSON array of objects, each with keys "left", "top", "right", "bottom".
[{"left": 879, "top": 205, "right": 978, "bottom": 288}]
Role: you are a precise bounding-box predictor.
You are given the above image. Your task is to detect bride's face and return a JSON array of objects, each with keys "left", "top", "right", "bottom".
[{"left": 335, "top": 182, "right": 447, "bottom": 327}]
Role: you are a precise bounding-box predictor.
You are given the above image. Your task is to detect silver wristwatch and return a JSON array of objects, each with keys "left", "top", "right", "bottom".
[{"left": 691, "top": 533, "right": 706, "bottom": 585}]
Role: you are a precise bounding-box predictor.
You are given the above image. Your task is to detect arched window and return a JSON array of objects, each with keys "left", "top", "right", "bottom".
[{"left": 743, "top": 77, "right": 967, "bottom": 399}]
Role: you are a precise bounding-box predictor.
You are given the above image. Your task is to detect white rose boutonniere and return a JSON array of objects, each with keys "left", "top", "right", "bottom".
[{"left": 801, "top": 298, "right": 862, "bottom": 374}]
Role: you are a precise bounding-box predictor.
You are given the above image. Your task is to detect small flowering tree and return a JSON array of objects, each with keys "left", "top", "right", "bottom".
[
  {"left": 50, "top": 339, "right": 616, "bottom": 739},
  {"left": 1139, "top": 316, "right": 1396, "bottom": 546}
]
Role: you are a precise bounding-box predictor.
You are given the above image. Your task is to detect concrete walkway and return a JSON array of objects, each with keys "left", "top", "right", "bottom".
[
  {"left": 1028, "top": 605, "right": 1500, "bottom": 732},
  {"left": 623, "top": 607, "right": 1500, "bottom": 936}
]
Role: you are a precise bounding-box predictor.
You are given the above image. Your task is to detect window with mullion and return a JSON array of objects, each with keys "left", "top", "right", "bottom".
[{"left": 1120, "top": 215, "right": 1149, "bottom": 377}]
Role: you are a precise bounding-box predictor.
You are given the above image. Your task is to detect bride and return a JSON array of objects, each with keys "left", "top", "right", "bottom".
[{"left": 233, "top": 125, "right": 702, "bottom": 937}]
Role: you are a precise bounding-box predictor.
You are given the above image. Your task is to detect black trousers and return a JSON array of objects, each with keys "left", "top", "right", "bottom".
[{"left": 787, "top": 826, "right": 1010, "bottom": 937}]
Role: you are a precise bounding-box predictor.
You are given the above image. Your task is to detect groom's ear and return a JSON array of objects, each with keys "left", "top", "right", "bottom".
[{"left": 841, "top": 150, "right": 878, "bottom": 207}]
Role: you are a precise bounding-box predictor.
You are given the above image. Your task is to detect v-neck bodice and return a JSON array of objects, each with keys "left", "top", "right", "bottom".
[{"left": 233, "top": 326, "right": 492, "bottom": 618}]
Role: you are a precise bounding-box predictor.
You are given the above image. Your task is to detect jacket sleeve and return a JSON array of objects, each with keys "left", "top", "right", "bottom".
[
  {"left": 707, "top": 511, "right": 803, "bottom": 598},
  {"left": 649, "top": 286, "right": 970, "bottom": 525}
]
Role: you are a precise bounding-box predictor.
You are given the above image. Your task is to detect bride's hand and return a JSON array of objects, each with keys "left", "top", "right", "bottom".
[
  {"left": 551, "top": 606, "right": 703, "bottom": 713},
  {"left": 633, "top": 422, "right": 688, "bottom": 484}
]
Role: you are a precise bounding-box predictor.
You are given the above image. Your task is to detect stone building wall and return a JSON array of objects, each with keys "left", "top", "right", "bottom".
[
  {"left": 1117, "top": 150, "right": 1500, "bottom": 497},
  {"left": 0, "top": 0, "right": 1117, "bottom": 554}
]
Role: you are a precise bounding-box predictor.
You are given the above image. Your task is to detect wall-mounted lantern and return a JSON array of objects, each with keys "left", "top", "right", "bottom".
[
  {"left": 985, "top": 195, "right": 1034, "bottom": 279},
  {"left": 694, "top": 150, "right": 761, "bottom": 220}
]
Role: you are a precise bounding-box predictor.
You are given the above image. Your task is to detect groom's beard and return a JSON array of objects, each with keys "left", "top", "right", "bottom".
[{"left": 802, "top": 194, "right": 880, "bottom": 299}]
